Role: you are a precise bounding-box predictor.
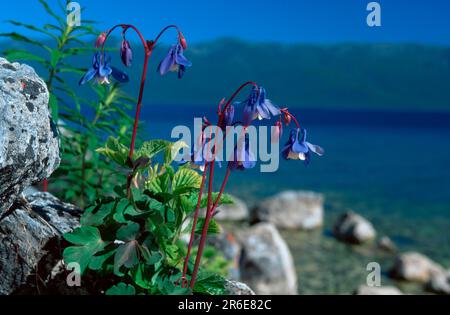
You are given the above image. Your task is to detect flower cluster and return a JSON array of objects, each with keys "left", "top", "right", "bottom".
[{"left": 80, "top": 26, "right": 192, "bottom": 86}]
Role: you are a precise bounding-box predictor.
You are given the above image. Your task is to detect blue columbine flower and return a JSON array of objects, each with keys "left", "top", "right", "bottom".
[
  {"left": 282, "top": 128, "right": 324, "bottom": 164},
  {"left": 219, "top": 105, "right": 235, "bottom": 130},
  {"left": 242, "top": 87, "right": 280, "bottom": 125},
  {"left": 157, "top": 44, "right": 192, "bottom": 78},
  {"left": 228, "top": 135, "right": 256, "bottom": 171},
  {"left": 180, "top": 135, "right": 223, "bottom": 171},
  {"left": 79, "top": 52, "right": 129, "bottom": 85}
]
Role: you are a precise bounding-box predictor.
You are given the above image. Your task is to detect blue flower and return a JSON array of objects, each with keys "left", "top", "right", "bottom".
[
  {"left": 228, "top": 135, "right": 256, "bottom": 171},
  {"left": 282, "top": 128, "right": 324, "bottom": 164},
  {"left": 180, "top": 136, "right": 222, "bottom": 171},
  {"left": 219, "top": 105, "right": 235, "bottom": 130},
  {"left": 242, "top": 87, "right": 280, "bottom": 125},
  {"left": 157, "top": 44, "right": 192, "bottom": 78},
  {"left": 79, "top": 52, "right": 129, "bottom": 85}
]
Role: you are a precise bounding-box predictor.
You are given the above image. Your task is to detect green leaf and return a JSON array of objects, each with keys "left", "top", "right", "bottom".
[
  {"left": 6, "top": 20, "right": 59, "bottom": 42},
  {"left": 63, "top": 226, "right": 106, "bottom": 274},
  {"left": 200, "top": 193, "right": 234, "bottom": 209},
  {"left": 81, "top": 199, "right": 115, "bottom": 226},
  {"left": 113, "top": 198, "right": 132, "bottom": 223},
  {"left": 50, "top": 49, "right": 62, "bottom": 68},
  {"left": 96, "top": 137, "right": 130, "bottom": 167},
  {"left": 172, "top": 168, "right": 202, "bottom": 195},
  {"left": 0, "top": 32, "right": 51, "bottom": 52},
  {"left": 89, "top": 250, "right": 115, "bottom": 270},
  {"left": 2, "top": 49, "right": 47, "bottom": 65},
  {"left": 116, "top": 222, "right": 140, "bottom": 242},
  {"left": 114, "top": 240, "right": 139, "bottom": 276},
  {"left": 193, "top": 272, "right": 226, "bottom": 295},
  {"left": 136, "top": 139, "right": 171, "bottom": 160},
  {"left": 146, "top": 173, "right": 170, "bottom": 194},
  {"left": 131, "top": 264, "right": 153, "bottom": 290},
  {"left": 38, "top": 0, "right": 65, "bottom": 26},
  {"left": 105, "top": 283, "right": 136, "bottom": 295},
  {"left": 194, "top": 218, "right": 221, "bottom": 236},
  {"left": 49, "top": 93, "right": 59, "bottom": 123},
  {"left": 164, "top": 140, "right": 188, "bottom": 164}
]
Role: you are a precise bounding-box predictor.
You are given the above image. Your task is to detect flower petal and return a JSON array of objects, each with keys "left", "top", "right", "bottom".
[
  {"left": 157, "top": 46, "right": 176, "bottom": 75},
  {"left": 111, "top": 67, "right": 129, "bottom": 83},
  {"left": 306, "top": 142, "right": 324, "bottom": 156},
  {"left": 79, "top": 67, "right": 97, "bottom": 85}
]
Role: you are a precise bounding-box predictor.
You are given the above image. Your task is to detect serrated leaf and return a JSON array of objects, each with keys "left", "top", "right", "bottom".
[
  {"left": 200, "top": 193, "right": 234, "bottom": 209},
  {"left": 193, "top": 272, "right": 226, "bottom": 295},
  {"left": 172, "top": 168, "right": 202, "bottom": 195},
  {"left": 96, "top": 137, "right": 130, "bottom": 167},
  {"left": 193, "top": 217, "right": 221, "bottom": 236},
  {"left": 164, "top": 140, "right": 188, "bottom": 164},
  {"left": 105, "top": 283, "right": 136, "bottom": 295},
  {"left": 63, "top": 226, "right": 106, "bottom": 274},
  {"left": 136, "top": 139, "right": 171, "bottom": 160}
]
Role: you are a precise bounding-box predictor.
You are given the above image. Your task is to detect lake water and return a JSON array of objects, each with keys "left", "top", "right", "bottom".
[{"left": 141, "top": 104, "right": 450, "bottom": 293}]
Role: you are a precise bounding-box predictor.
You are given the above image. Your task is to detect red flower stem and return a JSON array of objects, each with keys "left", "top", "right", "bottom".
[
  {"left": 189, "top": 167, "right": 231, "bottom": 289},
  {"left": 129, "top": 50, "right": 151, "bottom": 160},
  {"left": 181, "top": 163, "right": 209, "bottom": 282},
  {"left": 189, "top": 82, "right": 259, "bottom": 289}
]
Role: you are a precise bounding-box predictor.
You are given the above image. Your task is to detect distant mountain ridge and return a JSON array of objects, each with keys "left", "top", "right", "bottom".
[{"left": 2, "top": 38, "right": 450, "bottom": 111}]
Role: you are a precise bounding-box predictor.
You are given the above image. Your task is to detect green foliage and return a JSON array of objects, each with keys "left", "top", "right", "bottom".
[
  {"left": 64, "top": 139, "right": 231, "bottom": 295},
  {"left": 1, "top": 0, "right": 136, "bottom": 207}
]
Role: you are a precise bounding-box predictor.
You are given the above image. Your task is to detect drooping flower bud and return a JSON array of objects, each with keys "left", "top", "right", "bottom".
[
  {"left": 95, "top": 32, "right": 107, "bottom": 48},
  {"left": 179, "top": 32, "right": 188, "bottom": 50},
  {"left": 283, "top": 112, "right": 292, "bottom": 126},
  {"left": 120, "top": 39, "right": 133, "bottom": 67}
]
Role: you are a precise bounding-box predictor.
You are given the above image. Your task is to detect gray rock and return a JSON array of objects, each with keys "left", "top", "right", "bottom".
[
  {"left": 390, "top": 252, "right": 445, "bottom": 283},
  {"left": 251, "top": 190, "right": 323, "bottom": 230},
  {"left": 355, "top": 285, "right": 403, "bottom": 295},
  {"left": 225, "top": 279, "right": 255, "bottom": 295},
  {"left": 426, "top": 270, "right": 450, "bottom": 295},
  {"left": 0, "top": 191, "right": 80, "bottom": 295},
  {"left": 238, "top": 223, "right": 297, "bottom": 295},
  {"left": 0, "top": 57, "right": 60, "bottom": 217},
  {"left": 333, "top": 211, "right": 376, "bottom": 244},
  {"left": 377, "top": 236, "right": 397, "bottom": 253}
]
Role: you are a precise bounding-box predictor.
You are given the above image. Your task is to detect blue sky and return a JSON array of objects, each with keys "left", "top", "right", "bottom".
[{"left": 1, "top": 0, "right": 450, "bottom": 45}]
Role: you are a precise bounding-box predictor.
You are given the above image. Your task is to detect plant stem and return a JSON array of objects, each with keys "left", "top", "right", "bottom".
[
  {"left": 181, "top": 163, "right": 209, "bottom": 284},
  {"left": 189, "top": 167, "right": 231, "bottom": 288}
]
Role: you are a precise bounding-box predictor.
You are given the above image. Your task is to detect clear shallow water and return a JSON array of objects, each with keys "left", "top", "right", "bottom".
[{"left": 141, "top": 105, "right": 450, "bottom": 293}]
